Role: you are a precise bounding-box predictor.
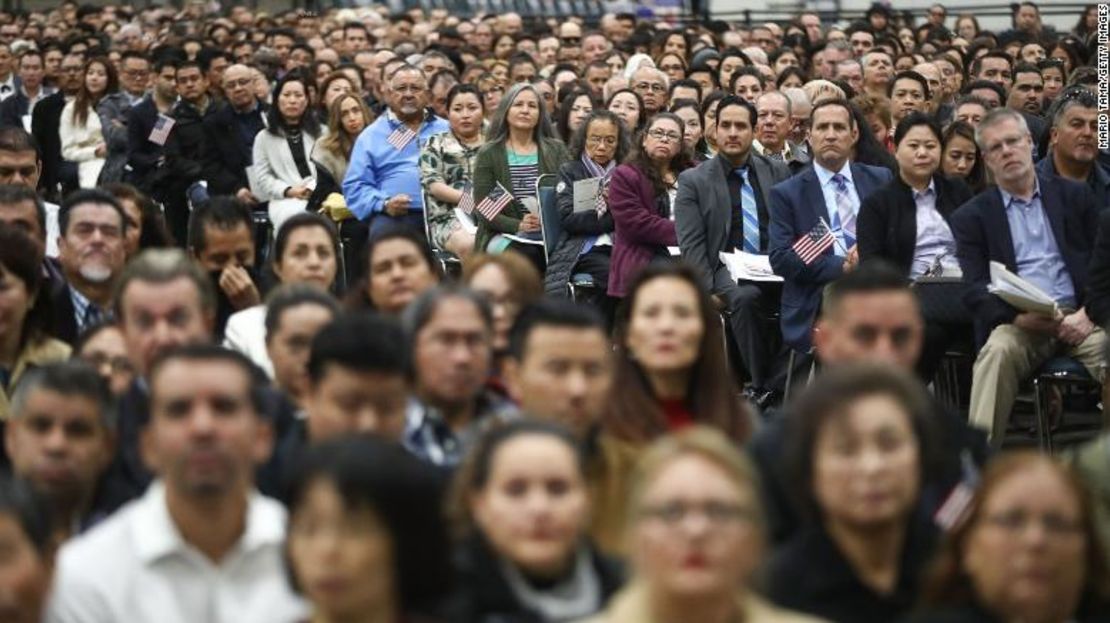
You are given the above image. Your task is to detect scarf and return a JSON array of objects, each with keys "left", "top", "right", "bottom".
[
  {"left": 582, "top": 153, "right": 616, "bottom": 216},
  {"left": 500, "top": 545, "right": 603, "bottom": 622}
]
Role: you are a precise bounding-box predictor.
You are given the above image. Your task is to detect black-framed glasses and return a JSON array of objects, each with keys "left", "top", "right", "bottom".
[{"left": 561, "top": 36, "right": 581, "bottom": 45}]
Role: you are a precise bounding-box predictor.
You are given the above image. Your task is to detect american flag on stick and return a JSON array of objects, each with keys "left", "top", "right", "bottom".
[
  {"left": 457, "top": 183, "right": 475, "bottom": 215},
  {"left": 476, "top": 182, "right": 514, "bottom": 221},
  {"left": 387, "top": 124, "right": 417, "bottom": 150},
  {"left": 792, "top": 219, "right": 835, "bottom": 265},
  {"left": 148, "top": 114, "right": 175, "bottom": 146},
  {"left": 934, "top": 452, "right": 980, "bottom": 531}
]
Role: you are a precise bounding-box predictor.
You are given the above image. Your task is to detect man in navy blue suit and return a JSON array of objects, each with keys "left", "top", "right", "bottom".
[
  {"left": 769, "top": 98, "right": 893, "bottom": 353},
  {"left": 951, "top": 107, "right": 1102, "bottom": 446}
]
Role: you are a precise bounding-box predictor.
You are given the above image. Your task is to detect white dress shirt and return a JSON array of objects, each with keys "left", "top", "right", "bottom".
[
  {"left": 223, "top": 305, "right": 274, "bottom": 379},
  {"left": 813, "top": 160, "right": 861, "bottom": 257},
  {"left": 48, "top": 480, "right": 308, "bottom": 623}
]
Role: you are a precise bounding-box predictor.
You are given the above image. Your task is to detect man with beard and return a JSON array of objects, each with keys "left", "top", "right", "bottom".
[
  {"left": 343, "top": 64, "right": 448, "bottom": 235},
  {"left": 47, "top": 345, "right": 307, "bottom": 623},
  {"left": 6, "top": 362, "right": 126, "bottom": 537},
  {"left": 49, "top": 190, "right": 128, "bottom": 346},
  {"left": 187, "top": 197, "right": 261, "bottom": 341}
]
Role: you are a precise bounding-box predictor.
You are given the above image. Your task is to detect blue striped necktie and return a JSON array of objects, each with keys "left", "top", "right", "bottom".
[
  {"left": 736, "top": 167, "right": 759, "bottom": 253},
  {"left": 831, "top": 173, "right": 856, "bottom": 248}
]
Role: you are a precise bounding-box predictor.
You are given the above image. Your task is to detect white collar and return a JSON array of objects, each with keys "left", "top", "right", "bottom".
[{"left": 814, "top": 159, "right": 853, "bottom": 186}]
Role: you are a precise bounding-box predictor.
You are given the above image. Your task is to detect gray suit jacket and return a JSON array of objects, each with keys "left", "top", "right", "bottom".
[{"left": 675, "top": 152, "right": 792, "bottom": 294}]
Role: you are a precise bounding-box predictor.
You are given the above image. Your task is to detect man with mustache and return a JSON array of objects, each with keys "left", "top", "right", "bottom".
[
  {"left": 1035, "top": 86, "right": 1109, "bottom": 212},
  {"left": 50, "top": 189, "right": 127, "bottom": 346}
]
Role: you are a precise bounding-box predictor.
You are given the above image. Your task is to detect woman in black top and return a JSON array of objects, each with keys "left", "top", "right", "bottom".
[
  {"left": 857, "top": 112, "right": 975, "bottom": 382},
  {"left": 764, "top": 364, "right": 940, "bottom": 623}
]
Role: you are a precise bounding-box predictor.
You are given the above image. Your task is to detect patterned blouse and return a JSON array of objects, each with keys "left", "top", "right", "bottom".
[{"left": 419, "top": 131, "right": 484, "bottom": 248}]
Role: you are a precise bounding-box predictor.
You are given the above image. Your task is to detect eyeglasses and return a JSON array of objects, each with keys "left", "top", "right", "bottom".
[
  {"left": 648, "top": 128, "right": 682, "bottom": 142},
  {"left": 122, "top": 69, "right": 149, "bottom": 78},
  {"left": 983, "top": 509, "right": 1082, "bottom": 538},
  {"left": 561, "top": 37, "right": 581, "bottom": 45},
  {"left": 392, "top": 85, "right": 426, "bottom": 94},
  {"left": 641, "top": 501, "right": 755, "bottom": 527},
  {"left": 634, "top": 82, "right": 667, "bottom": 93},
  {"left": 225, "top": 77, "right": 254, "bottom": 88},
  {"left": 61, "top": 66, "right": 83, "bottom": 73},
  {"left": 587, "top": 135, "right": 618, "bottom": 146}
]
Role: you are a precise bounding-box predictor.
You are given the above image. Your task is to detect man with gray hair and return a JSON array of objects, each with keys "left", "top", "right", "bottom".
[
  {"left": 1035, "top": 86, "right": 1109, "bottom": 212},
  {"left": 753, "top": 90, "right": 810, "bottom": 174},
  {"left": 951, "top": 107, "right": 1102, "bottom": 447},
  {"left": 630, "top": 65, "right": 669, "bottom": 117},
  {"left": 6, "top": 361, "right": 123, "bottom": 536},
  {"left": 780, "top": 87, "right": 811, "bottom": 153},
  {"left": 820, "top": 39, "right": 852, "bottom": 80}
]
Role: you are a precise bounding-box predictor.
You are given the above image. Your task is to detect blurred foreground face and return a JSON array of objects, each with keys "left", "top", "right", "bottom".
[
  {"left": 288, "top": 479, "right": 395, "bottom": 620},
  {"left": 78, "top": 325, "right": 135, "bottom": 396},
  {"left": 963, "top": 465, "right": 1088, "bottom": 623},
  {"left": 812, "top": 394, "right": 921, "bottom": 528},
  {"left": 0, "top": 512, "right": 51, "bottom": 623},
  {"left": 815, "top": 291, "right": 923, "bottom": 370},
  {"left": 304, "top": 364, "right": 409, "bottom": 444},
  {"left": 471, "top": 434, "right": 588, "bottom": 578},
  {"left": 625, "top": 276, "right": 704, "bottom": 375},
  {"left": 633, "top": 454, "right": 761, "bottom": 598}
]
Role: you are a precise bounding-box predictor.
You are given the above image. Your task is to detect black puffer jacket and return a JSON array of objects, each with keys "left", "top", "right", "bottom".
[{"left": 543, "top": 159, "right": 615, "bottom": 297}]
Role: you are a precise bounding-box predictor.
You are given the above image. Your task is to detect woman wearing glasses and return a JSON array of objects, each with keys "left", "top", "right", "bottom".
[
  {"left": 857, "top": 112, "right": 974, "bottom": 381},
  {"left": 585, "top": 427, "right": 823, "bottom": 623},
  {"left": 905, "top": 453, "right": 1110, "bottom": 622},
  {"left": 765, "top": 365, "right": 938, "bottom": 623},
  {"left": 608, "top": 112, "right": 690, "bottom": 298}
]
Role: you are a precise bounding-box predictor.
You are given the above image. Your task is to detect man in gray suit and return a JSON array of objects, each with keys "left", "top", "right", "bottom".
[{"left": 676, "top": 95, "right": 793, "bottom": 402}]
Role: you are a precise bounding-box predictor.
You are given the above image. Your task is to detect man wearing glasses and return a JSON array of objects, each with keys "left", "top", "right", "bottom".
[
  {"left": 556, "top": 21, "right": 583, "bottom": 64},
  {"left": 94, "top": 52, "right": 148, "bottom": 185},
  {"left": 200, "top": 64, "right": 267, "bottom": 203},
  {"left": 631, "top": 66, "right": 669, "bottom": 117}
]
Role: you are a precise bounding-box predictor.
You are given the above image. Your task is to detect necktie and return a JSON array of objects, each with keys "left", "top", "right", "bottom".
[
  {"left": 736, "top": 168, "right": 759, "bottom": 253},
  {"left": 831, "top": 173, "right": 856, "bottom": 248},
  {"left": 84, "top": 303, "right": 102, "bottom": 328}
]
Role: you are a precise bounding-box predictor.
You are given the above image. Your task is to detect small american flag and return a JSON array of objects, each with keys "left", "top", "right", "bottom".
[
  {"left": 148, "top": 114, "right": 175, "bottom": 146},
  {"left": 457, "top": 182, "right": 475, "bottom": 214},
  {"left": 792, "top": 220, "right": 835, "bottom": 265},
  {"left": 387, "top": 124, "right": 417, "bottom": 150},
  {"left": 476, "top": 183, "right": 514, "bottom": 221},
  {"left": 934, "top": 452, "right": 980, "bottom": 531}
]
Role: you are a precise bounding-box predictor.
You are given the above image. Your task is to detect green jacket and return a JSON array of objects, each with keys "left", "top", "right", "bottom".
[
  {"left": 471, "top": 137, "right": 569, "bottom": 252},
  {"left": 1066, "top": 434, "right": 1110, "bottom": 566}
]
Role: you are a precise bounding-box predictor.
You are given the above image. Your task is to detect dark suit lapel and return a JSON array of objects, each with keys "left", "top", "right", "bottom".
[
  {"left": 1038, "top": 174, "right": 1069, "bottom": 258},
  {"left": 984, "top": 189, "right": 1018, "bottom": 270},
  {"left": 800, "top": 168, "right": 826, "bottom": 228}
]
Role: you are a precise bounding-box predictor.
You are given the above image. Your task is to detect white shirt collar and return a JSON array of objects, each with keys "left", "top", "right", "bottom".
[
  {"left": 132, "top": 480, "right": 286, "bottom": 566},
  {"left": 814, "top": 159, "right": 853, "bottom": 187}
]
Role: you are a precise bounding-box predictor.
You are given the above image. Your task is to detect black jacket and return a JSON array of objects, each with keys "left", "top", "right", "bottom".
[
  {"left": 165, "top": 99, "right": 215, "bottom": 187},
  {"left": 124, "top": 96, "right": 168, "bottom": 198},
  {"left": 900, "top": 600, "right": 1110, "bottom": 623},
  {"left": 47, "top": 280, "right": 79, "bottom": 346},
  {"left": 30, "top": 91, "right": 66, "bottom": 198},
  {"left": 1086, "top": 209, "right": 1110, "bottom": 327},
  {"left": 0, "top": 90, "right": 28, "bottom": 129},
  {"left": 950, "top": 172, "right": 1099, "bottom": 345},
  {"left": 763, "top": 516, "right": 937, "bottom": 623},
  {"left": 201, "top": 100, "right": 266, "bottom": 196},
  {"left": 857, "top": 173, "right": 974, "bottom": 276},
  {"left": 450, "top": 533, "right": 624, "bottom": 623},
  {"left": 543, "top": 159, "right": 616, "bottom": 296}
]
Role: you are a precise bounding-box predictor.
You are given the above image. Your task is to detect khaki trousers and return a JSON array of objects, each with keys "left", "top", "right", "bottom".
[{"left": 968, "top": 324, "right": 1105, "bottom": 447}]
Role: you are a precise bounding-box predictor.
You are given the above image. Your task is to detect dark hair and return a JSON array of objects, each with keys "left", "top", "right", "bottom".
[
  {"left": 810, "top": 97, "right": 857, "bottom": 130},
  {"left": 402, "top": 284, "right": 494, "bottom": 350},
  {"left": 728, "top": 65, "right": 765, "bottom": 93},
  {"left": 0, "top": 475, "right": 53, "bottom": 557},
  {"left": 962, "top": 79, "right": 1006, "bottom": 104},
  {"left": 556, "top": 88, "right": 598, "bottom": 144},
  {"left": 568, "top": 109, "right": 630, "bottom": 163},
  {"left": 0, "top": 185, "right": 45, "bottom": 239},
  {"left": 785, "top": 363, "right": 939, "bottom": 523},
  {"left": 776, "top": 66, "right": 808, "bottom": 89},
  {"left": 887, "top": 69, "right": 931, "bottom": 101},
  {"left": 626, "top": 112, "right": 691, "bottom": 197},
  {"left": 196, "top": 48, "right": 230, "bottom": 74},
  {"left": 58, "top": 188, "right": 126, "bottom": 238},
  {"left": 263, "top": 284, "right": 340, "bottom": 345},
  {"left": 148, "top": 343, "right": 265, "bottom": 416},
  {"left": 102, "top": 182, "right": 174, "bottom": 249},
  {"left": 0, "top": 126, "right": 40, "bottom": 159},
  {"left": 445, "top": 82, "right": 483, "bottom": 111},
  {"left": 607, "top": 261, "right": 750, "bottom": 444},
  {"left": 715, "top": 94, "right": 757, "bottom": 128},
  {"left": 11, "top": 361, "right": 114, "bottom": 429},
  {"left": 285, "top": 435, "right": 452, "bottom": 615},
  {"left": 187, "top": 196, "right": 253, "bottom": 254},
  {"left": 306, "top": 312, "right": 407, "bottom": 384},
  {"left": 823, "top": 259, "right": 914, "bottom": 318},
  {"left": 347, "top": 227, "right": 440, "bottom": 312},
  {"left": 942, "top": 120, "right": 986, "bottom": 193},
  {"left": 667, "top": 78, "right": 701, "bottom": 102},
  {"left": 72, "top": 57, "right": 118, "bottom": 127},
  {"left": 266, "top": 72, "right": 321, "bottom": 138},
  {"left": 1012, "top": 61, "right": 1041, "bottom": 81},
  {"left": 272, "top": 212, "right": 339, "bottom": 274},
  {"left": 605, "top": 88, "right": 646, "bottom": 134},
  {"left": 507, "top": 299, "right": 606, "bottom": 361},
  {"left": 893, "top": 111, "right": 943, "bottom": 146},
  {"left": 1047, "top": 85, "right": 1097, "bottom": 130},
  {"left": 970, "top": 50, "right": 1013, "bottom": 78}
]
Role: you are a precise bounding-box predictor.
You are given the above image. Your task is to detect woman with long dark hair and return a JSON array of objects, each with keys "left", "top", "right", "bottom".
[
  {"left": 251, "top": 72, "right": 324, "bottom": 231},
  {"left": 556, "top": 88, "right": 596, "bottom": 145},
  {"left": 61, "top": 57, "right": 117, "bottom": 188},
  {"left": 606, "top": 262, "right": 750, "bottom": 445},
  {"left": 941, "top": 120, "right": 986, "bottom": 194},
  {"left": 607, "top": 112, "right": 691, "bottom": 298}
]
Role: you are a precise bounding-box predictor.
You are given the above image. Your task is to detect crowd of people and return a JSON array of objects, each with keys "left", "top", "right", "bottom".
[{"left": 0, "top": 0, "right": 1107, "bottom": 621}]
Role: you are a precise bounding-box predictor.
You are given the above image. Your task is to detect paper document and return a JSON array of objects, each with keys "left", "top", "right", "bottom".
[
  {"left": 453, "top": 208, "right": 478, "bottom": 235},
  {"left": 987, "top": 261, "right": 1067, "bottom": 317},
  {"left": 518, "top": 196, "right": 539, "bottom": 215},
  {"left": 503, "top": 232, "right": 544, "bottom": 246},
  {"left": 572, "top": 177, "right": 601, "bottom": 212},
  {"left": 719, "top": 250, "right": 784, "bottom": 282},
  {"left": 668, "top": 246, "right": 681, "bottom": 256}
]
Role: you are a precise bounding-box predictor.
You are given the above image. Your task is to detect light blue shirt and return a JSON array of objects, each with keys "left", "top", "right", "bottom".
[
  {"left": 814, "top": 160, "right": 860, "bottom": 257},
  {"left": 1000, "top": 180, "right": 1076, "bottom": 307},
  {"left": 342, "top": 109, "right": 450, "bottom": 220},
  {"left": 910, "top": 181, "right": 959, "bottom": 278}
]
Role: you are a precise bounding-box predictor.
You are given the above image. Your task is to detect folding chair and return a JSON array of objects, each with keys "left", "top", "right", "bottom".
[
  {"left": 536, "top": 174, "right": 603, "bottom": 300},
  {"left": 1030, "top": 357, "right": 1102, "bottom": 452}
]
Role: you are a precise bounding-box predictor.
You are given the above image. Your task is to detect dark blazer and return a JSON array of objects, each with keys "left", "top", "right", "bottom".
[
  {"left": 31, "top": 91, "right": 66, "bottom": 198},
  {"left": 950, "top": 172, "right": 1099, "bottom": 344},
  {"left": 675, "top": 152, "right": 792, "bottom": 294},
  {"left": 0, "top": 90, "right": 28, "bottom": 129},
  {"left": 124, "top": 96, "right": 167, "bottom": 198},
  {"left": 201, "top": 100, "right": 266, "bottom": 196},
  {"left": 47, "top": 281, "right": 79, "bottom": 346},
  {"left": 857, "top": 173, "right": 974, "bottom": 276},
  {"left": 471, "top": 137, "right": 569, "bottom": 253},
  {"left": 1082, "top": 209, "right": 1110, "bottom": 327},
  {"left": 768, "top": 162, "right": 893, "bottom": 351},
  {"left": 608, "top": 163, "right": 678, "bottom": 297},
  {"left": 543, "top": 158, "right": 615, "bottom": 296}
]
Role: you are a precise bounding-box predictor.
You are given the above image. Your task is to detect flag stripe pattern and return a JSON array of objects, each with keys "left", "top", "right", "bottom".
[
  {"left": 457, "top": 183, "right": 475, "bottom": 215},
  {"left": 934, "top": 482, "right": 974, "bottom": 530},
  {"left": 792, "top": 220, "right": 835, "bottom": 264},
  {"left": 476, "top": 183, "right": 513, "bottom": 221},
  {"left": 149, "top": 115, "right": 174, "bottom": 145},
  {"left": 387, "top": 125, "right": 417, "bottom": 150}
]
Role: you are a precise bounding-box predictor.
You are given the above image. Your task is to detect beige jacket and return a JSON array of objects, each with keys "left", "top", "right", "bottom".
[
  {"left": 580, "top": 584, "right": 830, "bottom": 623},
  {"left": 0, "top": 336, "right": 71, "bottom": 419}
]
